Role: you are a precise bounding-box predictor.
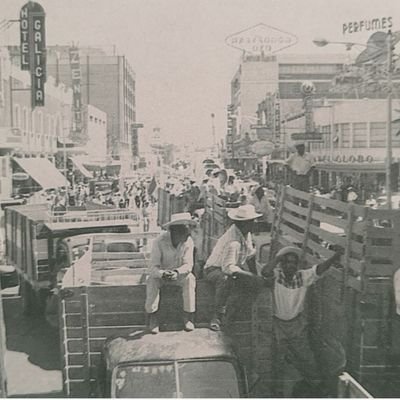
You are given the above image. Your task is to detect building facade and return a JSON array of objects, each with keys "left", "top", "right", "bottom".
[
  {"left": 0, "top": 47, "right": 72, "bottom": 198},
  {"left": 35, "top": 46, "right": 137, "bottom": 172},
  {"left": 224, "top": 52, "right": 350, "bottom": 170}
]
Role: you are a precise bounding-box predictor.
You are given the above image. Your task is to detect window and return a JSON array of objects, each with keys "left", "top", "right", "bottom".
[
  {"left": 14, "top": 104, "right": 20, "bottom": 128},
  {"left": 370, "top": 122, "right": 386, "bottom": 147},
  {"left": 22, "top": 108, "right": 27, "bottom": 131},
  {"left": 341, "top": 123, "right": 351, "bottom": 148},
  {"left": 353, "top": 122, "right": 367, "bottom": 148}
]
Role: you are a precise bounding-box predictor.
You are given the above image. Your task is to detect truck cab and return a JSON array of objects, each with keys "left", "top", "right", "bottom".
[{"left": 101, "top": 329, "right": 248, "bottom": 398}]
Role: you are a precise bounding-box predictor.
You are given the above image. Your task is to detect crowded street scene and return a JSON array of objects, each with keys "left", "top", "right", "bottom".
[{"left": 0, "top": 0, "right": 400, "bottom": 398}]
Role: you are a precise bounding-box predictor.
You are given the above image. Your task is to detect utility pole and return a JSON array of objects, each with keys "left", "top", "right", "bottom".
[{"left": 386, "top": 30, "right": 393, "bottom": 210}]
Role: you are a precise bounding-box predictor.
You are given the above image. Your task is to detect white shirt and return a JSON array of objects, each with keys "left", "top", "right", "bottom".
[
  {"left": 204, "top": 224, "right": 255, "bottom": 275},
  {"left": 273, "top": 265, "right": 319, "bottom": 320},
  {"left": 286, "top": 153, "right": 315, "bottom": 175}
]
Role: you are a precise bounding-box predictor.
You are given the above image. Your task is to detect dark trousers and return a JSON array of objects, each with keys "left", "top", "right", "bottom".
[
  {"left": 204, "top": 266, "right": 263, "bottom": 320},
  {"left": 273, "top": 314, "right": 321, "bottom": 395},
  {"left": 293, "top": 174, "right": 310, "bottom": 192}
]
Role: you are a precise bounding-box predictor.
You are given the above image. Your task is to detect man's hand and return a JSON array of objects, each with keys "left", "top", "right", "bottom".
[{"left": 162, "top": 270, "right": 179, "bottom": 281}]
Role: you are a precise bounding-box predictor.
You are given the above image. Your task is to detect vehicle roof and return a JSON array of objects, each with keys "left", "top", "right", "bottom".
[
  {"left": 38, "top": 222, "right": 130, "bottom": 239},
  {"left": 104, "top": 328, "right": 238, "bottom": 369}
]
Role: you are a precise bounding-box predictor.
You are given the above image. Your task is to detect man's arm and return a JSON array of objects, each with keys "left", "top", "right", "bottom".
[
  {"left": 174, "top": 237, "right": 194, "bottom": 276},
  {"left": 316, "top": 250, "right": 342, "bottom": 276},
  {"left": 149, "top": 238, "right": 164, "bottom": 278},
  {"left": 222, "top": 241, "right": 245, "bottom": 275}
]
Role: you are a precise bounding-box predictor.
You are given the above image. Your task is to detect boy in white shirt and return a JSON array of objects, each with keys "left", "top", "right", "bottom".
[{"left": 262, "top": 246, "right": 342, "bottom": 395}]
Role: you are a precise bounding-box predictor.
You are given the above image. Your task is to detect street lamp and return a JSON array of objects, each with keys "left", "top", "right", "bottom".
[{"left": 313, "top": 32, "right": 395, "bottom": 209}]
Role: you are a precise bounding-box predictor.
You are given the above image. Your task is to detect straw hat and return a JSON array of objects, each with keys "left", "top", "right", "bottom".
[
  {"left": 163, "top": 212, "right": 197, "bottom": 228},
  {"left": 227, "top": 204, "right": 261, "bottom": 221},
  {"left": 276, "top": 246, "right": 302, "bottom": 259}
]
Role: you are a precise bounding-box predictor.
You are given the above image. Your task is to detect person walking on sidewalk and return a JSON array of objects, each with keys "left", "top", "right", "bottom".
[
  {"left": 145, "top": 212, "right": 197, "bottom": 334},
  {"left": 204, "top": 204, "right": 265, "bottom": 331},
  {"left": 262, "top": 246, "right": 342, "bottom": 396}
]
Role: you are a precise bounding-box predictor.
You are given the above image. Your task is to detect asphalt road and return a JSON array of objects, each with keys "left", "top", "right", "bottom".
[{"left": 3, "top": 294, "right": 63, "bottom": 398}]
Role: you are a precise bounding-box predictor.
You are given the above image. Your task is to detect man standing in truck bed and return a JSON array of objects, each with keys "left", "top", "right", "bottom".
[
  {"left": 146, "top": 212, "right": 197, "bottom": 334},
  {"left": 262, "top": 246, "right": 342, "bottom": 396}
]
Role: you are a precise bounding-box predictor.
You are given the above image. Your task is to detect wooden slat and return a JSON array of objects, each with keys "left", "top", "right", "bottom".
[
  {"left": 346, "top": 276, "right": 362, "bottom": 291},
  {"left": 366, "top": 226, "right": 395, "bottom": 239},
  {"left": 313, "top": 195, "right": 349, "bottom": 213},
  {"left": 349, "top": 258, "right": 364, "bottom": 275},
  {"left": 286, "top": 186, "right": 312, "bottom": 201},
  {"left": 364, "top": 263, "right": 395, "bottom": 277},
  {"left": 311, "top": 210, "right": 347, "bottom": 229},
  {"left": 350, "top": 240, "right": 364, "bottom": 257},
  {"left": 280, "top": 211, "right": 306, "bottom": 230},
  {"left": 68, "top": 352, "right": 102, "bottom": 366},
  {"left": 309, "top": 224, "right": 346, "bottom": 247},
  {"left": 365, "top": 246, "right": 393, "bottom": 259},
  {"left": 283, "top": 200, "right": 309, "bottom": 217},
  {"left": 280, "top": 224, "right": 305, "bottom": 243},
  {"left": 306, "top": 239, "right": 335, "bottom": 259},
  {"left": 352, "top": 221, "right": 367, "bottom": 236}
]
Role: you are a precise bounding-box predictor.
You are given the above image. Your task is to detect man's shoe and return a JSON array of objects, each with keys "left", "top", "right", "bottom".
[
  {"left": 184, "top": 320, "right": 195, "bottom": 332},
  {"left": 183, "top": 313, "right": 195, "bottom": 332},
  {"left": 209, "top": 318, "right": 221, "bottom": 331},
  {"left": 148, "top": 313, "right": 159, "bottom": 334}
]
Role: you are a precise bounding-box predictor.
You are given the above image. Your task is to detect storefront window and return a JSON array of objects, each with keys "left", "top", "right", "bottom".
[
  {"left": 353, "top": 122, "right": 367, "bottom": 148},
  {"left": 341, "top": 123, "right": 351, "bottom": 148},
  {"left": 370, "top": 122, "right": 386, "bottom": 148}
]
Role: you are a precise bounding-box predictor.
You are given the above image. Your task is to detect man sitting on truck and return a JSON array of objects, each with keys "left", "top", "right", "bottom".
[
  {"left": 204, "top": 204, "right": 264, "bottom": 331},
  {"left": 262, "top": 246, "right": 342, "bottom": 395},
  {"left": 146, "top": 212, "right": 197, "bottom": 334}
]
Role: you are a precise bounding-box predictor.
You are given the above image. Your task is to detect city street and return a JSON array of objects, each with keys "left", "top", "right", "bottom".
[{"left": 3, "top": 295, "right": 62, "bottom": 398}]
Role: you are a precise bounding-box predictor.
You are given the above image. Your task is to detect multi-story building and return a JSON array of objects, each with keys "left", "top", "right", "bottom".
[
  {"left": 308, "top": 99, "right": 400, "bottom": 197},
  {"left": 16, "top": 45, "right": 138, "bottom": 172},
  {"left": 0, "top": 47, "right": 70, "bottom": 198},
  {"left": 224, "top": 52, "right": 350, "bottom": 170}
]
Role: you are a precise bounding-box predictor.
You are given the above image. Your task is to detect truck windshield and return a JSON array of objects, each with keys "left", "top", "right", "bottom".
[{"left": 113, "top": 360, "right": 240, "bottom": 398}]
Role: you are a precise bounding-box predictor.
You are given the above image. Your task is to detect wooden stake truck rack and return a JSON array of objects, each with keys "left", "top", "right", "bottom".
[
  {"left": 4, "top": 204, "right": 140, "bottom": 314},
  {"left": 271, "top": 185, "right": 400, "bottom": 396},
  {"left": 59, "top": 232, "right": 272, "bottom": 397}
]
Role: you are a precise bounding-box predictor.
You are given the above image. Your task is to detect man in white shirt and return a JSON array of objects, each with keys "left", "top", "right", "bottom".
[
  {"left": 204, "top": 204, "right": 264, "bottom": 331},
  {"left": 286, "top": 143, "right": 315, "bottom": 192},
  {"left": 146, "top": 213, "right": 197, "bottom": 334},
  {"left": 262, "top": 246, "right": 341, "bottom": 395}
]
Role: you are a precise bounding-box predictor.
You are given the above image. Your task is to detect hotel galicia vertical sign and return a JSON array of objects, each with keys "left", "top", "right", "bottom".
[{"left": 20, "top": 2, "right": 46, "bottom": 108}]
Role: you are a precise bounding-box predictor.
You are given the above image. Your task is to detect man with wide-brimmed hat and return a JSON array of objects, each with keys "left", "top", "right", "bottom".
[
  {"left": 204, "top": 204, "right": 265, "bottom": 331},
  {"left": 262, "top": 245, "right": 342, "bottom": 396},
  {"left": 146, "top": 212, "right": 197, "bottom": 334},
  {"left": 286, "top": 142, "right": 315, "bottom": 192}
]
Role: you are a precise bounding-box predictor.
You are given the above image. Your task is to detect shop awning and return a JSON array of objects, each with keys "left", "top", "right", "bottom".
[
  {"left": 14, "top": 158, "right": 69, "bottom": 190},
  {"left": 69, "top": 157, "right": 92, "bottom": 179},
  {"left": 316, "top": 162, "right": 386, "bottom": 173}
]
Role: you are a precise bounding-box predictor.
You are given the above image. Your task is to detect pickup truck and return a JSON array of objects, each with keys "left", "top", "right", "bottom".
[
  {"left": 58, "top": 231, "right": 271, "bottom": 397},
  {"left": 100, "top": 329, "right": 248, "bottom": 398}
]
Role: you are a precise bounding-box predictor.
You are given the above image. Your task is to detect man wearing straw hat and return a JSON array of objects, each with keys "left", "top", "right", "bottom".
[
  {"left": 146, "top": 212, "right": 197, "bottom": 334},
  {"left": 262, "top": 246, "right": 342, "bottom": 395},
  {"left": 204, "top": 204, "right": 265, "bottom": 331}
]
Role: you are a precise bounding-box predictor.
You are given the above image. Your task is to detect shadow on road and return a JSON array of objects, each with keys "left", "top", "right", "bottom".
[{"left": 3, "top": 297, "right": 60, "bottom": 371}]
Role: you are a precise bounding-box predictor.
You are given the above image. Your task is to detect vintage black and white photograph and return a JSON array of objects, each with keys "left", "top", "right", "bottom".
[{"left": 0, "top": 0, "right": 399, "bottom": 397}]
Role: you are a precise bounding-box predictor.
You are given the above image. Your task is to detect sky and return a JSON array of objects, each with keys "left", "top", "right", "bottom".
[{"left": 2, "top": 0, "right": 400, "bottom": 149}]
